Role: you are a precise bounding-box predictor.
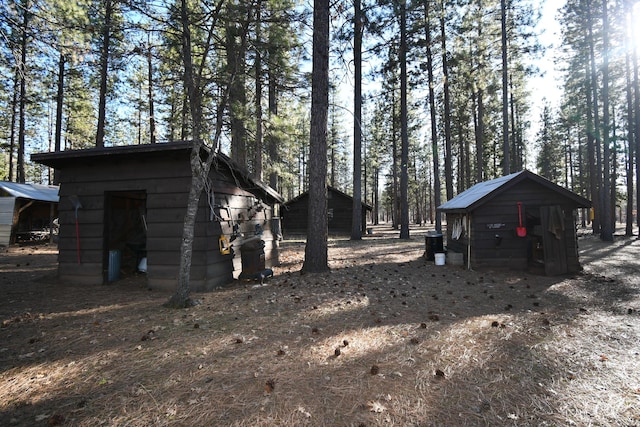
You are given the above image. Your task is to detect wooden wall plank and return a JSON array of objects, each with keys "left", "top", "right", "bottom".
[
  {"left": 442, "top": 178, "right": 585, "bottom": 275},
  {"left": 50, "top": 146, "right": 281, "bottom": 289}
]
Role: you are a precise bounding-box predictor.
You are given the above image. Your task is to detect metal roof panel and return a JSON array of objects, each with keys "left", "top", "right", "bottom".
[
  {"left": 0, "top": 181, "right": 59, "bottom": 203},
  {"left": 437, "top": 170, "right": 591, "bottom": 212},
  {"left": 437, "top": 172, "right": 522, "bottom": 211}
]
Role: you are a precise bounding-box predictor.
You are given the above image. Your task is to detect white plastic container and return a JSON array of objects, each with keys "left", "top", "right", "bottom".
[
  {"left": 138, "top": 257, "right": 147, "bottom": 273},
  {"left": 434, "top": 253, "right": 445, "bottom": 266}
]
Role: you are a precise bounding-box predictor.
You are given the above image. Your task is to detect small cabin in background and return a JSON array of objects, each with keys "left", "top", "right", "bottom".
[
  {"left": 280, "top": 186, "right": 372, "bottom": 236},
  {"left": 0, "top": 181, "right": 59, "bottom": 246},
  {"left": 32, "top": 142, "right": 283, "bottom": 291},
  {"left": 437, "top": 170, "right": 591, "bottom": 275}
]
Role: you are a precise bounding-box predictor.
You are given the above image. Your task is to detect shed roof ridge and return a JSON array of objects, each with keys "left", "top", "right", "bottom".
[{"left": 437, "top": 170, "right": 590, "bottom": 211}]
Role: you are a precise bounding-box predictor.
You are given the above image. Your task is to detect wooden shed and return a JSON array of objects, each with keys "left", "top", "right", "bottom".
[
  {"left": 437, "top": 170, "right": 591, "bottom": 275},
  {"left": 0, "top": 181, "right": 59, "bottom": 246},
  {"left": 32, "top": 142, "right": 284, "bottom": 291},
  {"left": 280, "top": 186, "right": 372, "bottom": 235}
]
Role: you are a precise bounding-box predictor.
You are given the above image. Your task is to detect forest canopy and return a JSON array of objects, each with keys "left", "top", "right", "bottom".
[{"left": 1, "top": 0, "right": 639, "bottom": 240}]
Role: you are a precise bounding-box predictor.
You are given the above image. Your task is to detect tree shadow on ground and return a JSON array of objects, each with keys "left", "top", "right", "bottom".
[{"left": 1, "top": 233, "right": 638, "bottom": 426}]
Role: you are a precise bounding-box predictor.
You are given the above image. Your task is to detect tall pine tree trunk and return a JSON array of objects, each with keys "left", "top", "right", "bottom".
[
  {"left": 267, "top": 25, "right": 279, "bottom": 190},
  {"left": 302, "top": 0, "right": 329, "bottom": 273},
  {"left": 392, "top": 86, "right": 399, "bottom": 229},
  {"left": 374, "top": 166, "right": 379, "bottom": 225},
  {"left": 399, "top": 0, "right": 409, "bottom": 239},
  {"left": 500, "top": 0, "right": 510, "bottom": 175},
  {"left": 624, "top": 0, "right": 634, "bottom": 236},
  {"left": 440, "top": 1, "right": 453, "bottom": 200},
  {"left": 425, "top": 1, "right": 441, "bottom": 232},
  {"left": 509, "top": 78, "right": 520, "bottom": 171},
  {"left": 17, "top": 0, "right": 29, "bottom": 183},
  {"left": 148, "top": 42, "right": 156, "bottom": 144},
  {"left": 54, "top": 53, "right": 65, "bottom": 154},
  {"left": 165, "top": 0, "right": 232, "bottom": 308},
  {"left": 181, "top": 88, "right": 188, "bottom": 140},
  {"left": 476, "top": 89, "right": 485, "bottom": 182},
  {"left": 166, "top": 0, "right": 204, "bottom": 308},
  {"left": 600, "top": 0, "right": 613, "bottom": 241},
  {"left": 96, "top": 0, "right": 112, "bottom": 148},
  {"left": 9, "top": 69, "right": 19, "bottom": 182},
  {"left": 329, "top": 99, "right": 337, "bottom": 187},
  {"left": 630, "top": 1, "right": 640, "bottom": 236},
  {"left": 254, "top": 0, "right": 263, "bottom": 179},
  {"left": 53, "top": 52, "right": 65, "bottom": 184},
  {"left": 457, "top": 121, "right": 465, "bottom": 193},
  {"left": 587, "top": 0, "right": 602, "bottom": 235},
  {"left": 227, "top": 4, "right": 248, "bottom": 166},
  {"left": 585, "top": 61, "right": 600, "bottom": 234},
  {"left": 351, "top": 0, "right": 363, "bottom": 240}
]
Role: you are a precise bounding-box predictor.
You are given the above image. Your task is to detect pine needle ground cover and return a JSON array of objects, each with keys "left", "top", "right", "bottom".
[{"left": 1, "top": 226, "right": 638, "bottom": 426}]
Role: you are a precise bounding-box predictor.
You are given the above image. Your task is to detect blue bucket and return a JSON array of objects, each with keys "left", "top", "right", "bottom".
[{"left": 108, "top": 250, "right": 121, "bottom": 282}]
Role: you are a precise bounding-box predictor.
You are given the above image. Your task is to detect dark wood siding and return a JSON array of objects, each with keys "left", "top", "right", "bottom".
[
  {"left": 328, "top": 190, "right": 354, "bottom": 233},
  {"left": 471, "top": 181, "right": 579, "bottom": 270},
  {"left": 443, "top": 213, "right": 467, "bottom": 258},
  {"left": 281, "top": 188, "right": 369, "bottom": 235},
  {"left": 444, "top": 179, "right": 585, "bottom": 274},
  {"left": 52, "top": 147, "right": 280, "bottom": 291},
  {"left": 281, "top": 194, "right": 309, "bottom": 235}
]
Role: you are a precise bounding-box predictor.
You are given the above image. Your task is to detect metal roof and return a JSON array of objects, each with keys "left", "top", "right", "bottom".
[
  {"left": 438, "top": 172, "right": 521, "bottom": 211},
  {"left": 437, "top": 170, "right": 591, "bottom": 212},
  {"left": 0, "top": 181, "right": 59, "bottom": 203}
]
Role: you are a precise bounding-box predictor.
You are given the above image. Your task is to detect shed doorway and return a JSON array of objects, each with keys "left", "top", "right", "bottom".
[
  {"left": 540, "top": 206, "right": 568, "bottom": 275},
  {"left": 103, "top": 191, "right": 147, "bottom": 283},
  {"left": 527, "top": 205, "right": 568, "bottom": 276}
]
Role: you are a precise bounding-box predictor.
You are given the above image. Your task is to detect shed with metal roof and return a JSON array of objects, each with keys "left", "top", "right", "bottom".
[
  {"left": 31, "top": 142, "right": 283, "bottom": 291},
  {"left": 0, "top": 181, "right": 59, "bottom": 246},
  {"left": 437, "top": 170, "right": 591, "bottom": 275}
]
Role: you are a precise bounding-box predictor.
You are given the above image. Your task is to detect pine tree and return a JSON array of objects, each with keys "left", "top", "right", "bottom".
[
  {"left": 302, "top": 0, "right": 330, "bottom": 273},
  {"left": 536, "top": 104, "right": 563, "bottom": 182},
  {"left": 165, "top": 0, "right": 246, "bottom": 308}
]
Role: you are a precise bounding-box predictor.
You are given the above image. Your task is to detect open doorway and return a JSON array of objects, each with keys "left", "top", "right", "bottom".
[
  {"left": 526, "top": 205, "right": 569, "bottom": 276},
  {"left": 526, "top": 207, "right": 544, "bottom": 272},
  {"left": 103, "top": 191, "right": 147, "bottom": 283},
  {"left": 540, "top": 205, "right": 568, "bottom": 275}
]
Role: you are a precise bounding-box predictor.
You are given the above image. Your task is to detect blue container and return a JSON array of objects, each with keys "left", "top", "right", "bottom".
[{"left": 108, "top": 250, "right": 121, "bottom": 282}]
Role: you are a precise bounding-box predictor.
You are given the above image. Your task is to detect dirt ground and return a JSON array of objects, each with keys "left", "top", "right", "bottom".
[{"left": 0, "top": 224, "right": 638, "bottom": 427}]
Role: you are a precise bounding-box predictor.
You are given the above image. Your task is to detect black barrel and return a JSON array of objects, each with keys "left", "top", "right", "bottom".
[
  {"left": 240, "top": 239, "right": 266, "bottom": 276},
  {"left": 425, "top": 232, "right": 444, "bottom": 261}
]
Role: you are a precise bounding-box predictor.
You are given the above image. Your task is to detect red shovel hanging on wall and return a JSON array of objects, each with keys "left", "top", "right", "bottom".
[{"left": 516, "top": 202, "right": 526, "bottom": 237}]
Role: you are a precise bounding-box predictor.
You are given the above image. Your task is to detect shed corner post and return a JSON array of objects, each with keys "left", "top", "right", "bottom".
[{"left": 467, "top": 214, "right": 472, "bottom": 270}]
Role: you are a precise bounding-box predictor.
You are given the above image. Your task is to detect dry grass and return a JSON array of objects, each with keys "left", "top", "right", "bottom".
[{"left": 1, "top": 226, "right": 639, "bottom": 426}]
